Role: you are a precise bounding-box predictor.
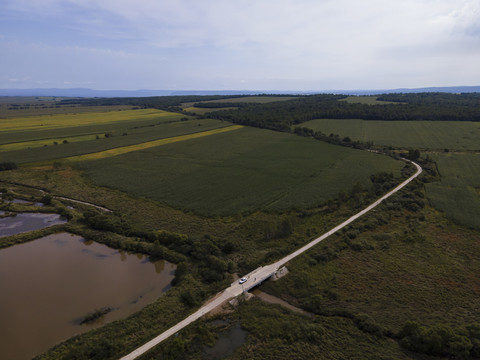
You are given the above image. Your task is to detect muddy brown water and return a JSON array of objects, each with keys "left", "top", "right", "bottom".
[{"left": 0, "top": 233, "right": 176, "bottom": 360}]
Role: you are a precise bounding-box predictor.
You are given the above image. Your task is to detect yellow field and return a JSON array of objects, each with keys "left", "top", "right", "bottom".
[
  {"left": 0, "top": 134, "right": 102, "bottom": 152},
  {"left": 0, "top": 109, "right": 177, "bottom": 132},
  {"left": 49, "top": 125, "right": 244, "bottom": 163}
]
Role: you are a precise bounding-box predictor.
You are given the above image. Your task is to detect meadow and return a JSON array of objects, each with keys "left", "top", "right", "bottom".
[
  {"left": 426, "top": 153, "right": 480, "bottom": 229},
  {"left": 182, "top": 106, "right": 237, "bottom": 115},
  {"left": 0, "top": 133, "right": 102, "bottom": 152},
  {"left": 60, "top": 125, "right": 243, "bottom": 163},
  {"left": 0, "top": 96, "right": 131, "bottom": 118},
  {"left": 299, "top": 119, "right": 480, "bottom": 230},
  {"left": 0, "top": 108, "right": 176, "bottom": 132},
  {"left": 338, "top": 95, "right": 401, "bottom": 105},
  {"left": 78, "top": 126, "right": 403, "bottom": 216},
  {"left": 0, "top": 109, "right": 189, "bottom": 145},
  {"left": 299, "top": 119, "right": 480, "bottom": 151},
  {"left": 182, "top": 96, "right": 299, "bottom": 115},
  {"left": 0, "top": 117, "right": 231, "bottom": 164},
  {"left": 181, "top": 95, "right": 298, "bottom": 108},
  {"left": 261, "top": 201, "right": 480, "bottom": 329}
]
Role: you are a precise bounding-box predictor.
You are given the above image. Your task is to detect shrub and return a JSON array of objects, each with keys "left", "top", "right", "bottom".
[
  {"left": 41, "top": 194, "right": 53, "bottom": 205},
  {"left": 353, "top": 313, "right": 384, "bottom": 337},
  {"left": 399, "top": 321, "right": 476, "bottom": 358},
  {"left": 0, "top": 162, "right": 17, "bottom": 171},
  {"left": 180, "top": 290, "right": 200, "bottom": 307}
]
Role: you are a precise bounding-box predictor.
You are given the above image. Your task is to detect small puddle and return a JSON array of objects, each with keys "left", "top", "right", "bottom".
[
  {"left": 4, "top": 198, "right": 44, "bottom": 206},
  {"left": 0, "top": 212, "right": 66, "bottom": 237},
  {"left": 204, "top": 322, "right": 246, "bottom": 360}
]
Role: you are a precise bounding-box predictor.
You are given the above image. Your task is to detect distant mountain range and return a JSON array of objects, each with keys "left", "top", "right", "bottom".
[{"left": 0, "top": 86, "right": 479, "bottom": 98}]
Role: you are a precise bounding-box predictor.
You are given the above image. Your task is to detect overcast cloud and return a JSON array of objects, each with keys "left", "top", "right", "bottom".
[{"left": 1, "top": 0, "right": 479, "bottom": 90}]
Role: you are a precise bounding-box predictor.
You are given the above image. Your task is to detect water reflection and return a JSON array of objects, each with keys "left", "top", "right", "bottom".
[
  {"left": 120, "top": 249, "right": 128, "bottom": 262},
  {"left": 0, "top": 212, "right": 66, "bottom": 237},
  {"left": 7, "top": 199, "right": 44, "bottom": 206},
  {"left": 0, "top": 233, "right": 176, "bottom": 360},
  {"left": 154, "top": 260, "right": 166, "bottom": 274}
]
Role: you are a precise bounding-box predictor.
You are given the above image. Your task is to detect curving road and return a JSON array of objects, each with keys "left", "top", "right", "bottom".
[{"left": 120, "top": 159, "right": 422, "bottom": 360}]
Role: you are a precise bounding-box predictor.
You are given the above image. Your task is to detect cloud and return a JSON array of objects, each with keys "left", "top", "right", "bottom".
[{"left": 1, "top": 0, "right": 480, "bottom": 89}]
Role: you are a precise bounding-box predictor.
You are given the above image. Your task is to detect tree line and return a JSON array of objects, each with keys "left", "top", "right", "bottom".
[
  {"left": 58, "top": 95, "right": 248, "bottom": 112},
  {"left": 205, "top": 93, "right": 480, "bottom": 132}
]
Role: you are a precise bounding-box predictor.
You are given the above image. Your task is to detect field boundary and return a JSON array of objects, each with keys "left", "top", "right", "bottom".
[{"left": 26, "top": 125, "right": 244, "bottom": 165}]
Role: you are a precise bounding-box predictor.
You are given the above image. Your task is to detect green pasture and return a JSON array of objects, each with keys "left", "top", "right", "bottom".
[
  {"left": 181, "top": 96, "right": 298, "bottom": 108},
  {"left": 299, "top": 119, "right": 480, "bottom": 151},
  {"left": 78, "top": 127, "right": 403, "bottom": 216},
  {"left": 204, "top": 96, "right": 298, "bottom": 104},
  {"left": 0, "top": 118, "right": 229, "bottom": 164},
  {"left": 339, "top": 96, "right": 400, "bottom": 105},
  {"left": 0, "top": 111, "right": 189, "bottom": 146},
  {"left": 0, "top": 133, "right": 102, "bottom": 152},
  {"left": 0, "top": 108, "right": 175, "bottom": 132},
  {"left": 0, "top": 103, "right": 134, "bottom": 118},
  {"left": 183, "top": 106, "right": 237, "bottom": 115},
  {"left": 426, "top": 153, "right": 480, "bottom": 229}
]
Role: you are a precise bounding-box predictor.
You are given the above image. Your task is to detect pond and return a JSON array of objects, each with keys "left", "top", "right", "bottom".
[
  {"left": 0, "top": 233, "right": 176, "bottom": 360},
  {"left": 204, "top": 322, "right": 247, "bottom": 359},
  {"left": 10, "top": 198, "right": 44, "bottom": 206},
  {"left": 0, "top": 212, "right": 66, "bottom": 237}
]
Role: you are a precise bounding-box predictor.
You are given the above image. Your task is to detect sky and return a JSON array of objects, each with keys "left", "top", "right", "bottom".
[{"left": 1, "top": 0, "right": 479, "bottom": 91}]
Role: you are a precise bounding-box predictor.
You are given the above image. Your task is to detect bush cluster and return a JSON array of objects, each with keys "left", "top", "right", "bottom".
[
  {"left": 0, "top": 162, "right": 17, "bottom": 171},
  {"left": 399, "top": 321, "right": 480, "bottom": 358}
]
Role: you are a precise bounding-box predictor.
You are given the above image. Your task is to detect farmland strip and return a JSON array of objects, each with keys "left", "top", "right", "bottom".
[{"left": 58, "top": 125, "right": 244, "bottom": 163}]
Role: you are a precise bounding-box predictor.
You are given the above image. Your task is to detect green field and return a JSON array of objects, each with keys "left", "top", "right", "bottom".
[
  {"left": 0, "top": 133, "right": 103, "bottom": 152},
  {"left": 183, "top": 106, "right": 238, "bottom": 115},
  {"left": 203, "top": 96, "right": 298, "bottom": 104},
  {"left": 426, "top": 153, "right": 480, "bottom": 229},
  {"left": 0, "top": 109, "right": 189, "bottom": 145},
  {"left": 78, "top": 127, "right": 403, "bottom": 216},
  {"left": 0, "top": 109, "right": 175, "bottom": 132},
  {"left": 181, "top": 96, "right": 299, "bottom": 108},
  {"left": 338, "top": 96, "right": 401, "bottom": 105},
  {"left": 299, "top": 119, "right": 480, "bottom": 151},
  {"left": 0, "top": 117, "right": 231, "bottom": 164},
  {"left": 299, "top": 118, "right": 480, "bottom": 230},
  {"left": 60, "top": 125, "right": 243, "bottom": 163}
]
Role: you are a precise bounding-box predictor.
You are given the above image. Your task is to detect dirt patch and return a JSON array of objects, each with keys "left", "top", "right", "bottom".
[{"left": 251, "top": 289, "right": 311, "bottom": 316}]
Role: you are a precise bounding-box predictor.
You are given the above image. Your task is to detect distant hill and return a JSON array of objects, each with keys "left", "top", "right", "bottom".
[
  {"left": 331, "top": 86, "right": 480, "bottom": 95},
  {"left": 0, "top": 88, "right": 174, "bottom": 98},
  {"left": 0, "top": 86, "right": 479, "bottom": 98}
]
